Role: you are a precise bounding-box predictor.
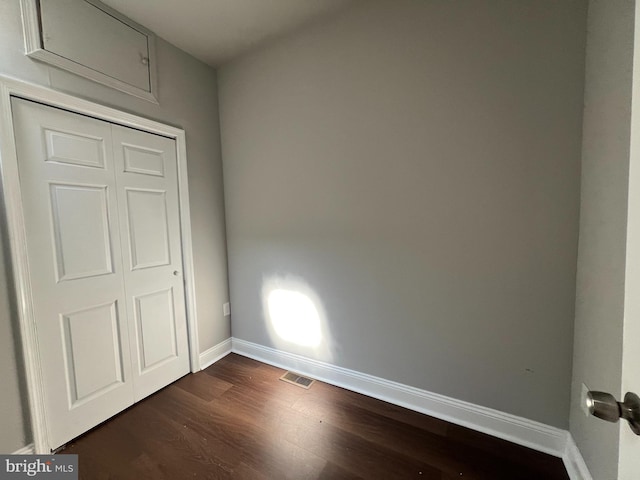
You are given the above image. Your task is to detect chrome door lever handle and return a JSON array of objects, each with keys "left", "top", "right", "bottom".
[
  {"left": 587, "top": 391, "right": 640, "bottom": 435},
  {"left": 619, "top": 393, "right": 640, "bottom": 434}
]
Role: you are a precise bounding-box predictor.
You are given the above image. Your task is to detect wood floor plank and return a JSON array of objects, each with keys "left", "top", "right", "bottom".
[
  {"left": 274, "top": 411, "right": 443, "bottom": 479},
  {"left": 305, "top": 380, "right": 451, "bottom": 437},
  {"left": 144, "top": 384, "right": 328, "bottom": 479},
  {"left": 174, "top": 370, "right": 234, "bottom": 402},
  {"left": 445, "top": 423, "right": 569, "bottom": 480},
  {"left": 61, "top": 353, "right": 570, "bottom": 480},
  {"left": 291, "top": 391, "right": 482, "bottom": 478},
  {"left": 316, "top": 462, "right": 366, "bottom": 480}
]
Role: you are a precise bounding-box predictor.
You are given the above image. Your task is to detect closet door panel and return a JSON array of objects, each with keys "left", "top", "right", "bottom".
[
  {"left": 112, "top": 125, "right": 190, "bottom": 401},
  {"left": 11, "top": 98, "right": 134, "bottom": 450},
  {"left": 49, "top": 183, "right": 114, "bottom": 280},
  {"left": 124, "top": 188, "right": 171, "bottom": 270}
]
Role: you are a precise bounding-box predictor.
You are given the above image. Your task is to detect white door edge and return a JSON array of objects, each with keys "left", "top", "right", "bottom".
[{"left": 0, "top": 74, "right": 201, "bottom": 454}]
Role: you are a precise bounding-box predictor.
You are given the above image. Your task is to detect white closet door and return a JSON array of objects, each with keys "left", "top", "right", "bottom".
[
  {"left": 11, "top": 98, "right": 191, "bottom": 450},
  {"left": 111, "top": 125, "right": 190, "bottom": 401},
  {"left": 11, "top": 98, "right": 134, "bottom": 449}
]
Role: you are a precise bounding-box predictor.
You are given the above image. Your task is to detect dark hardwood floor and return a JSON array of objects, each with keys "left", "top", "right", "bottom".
[{"left": 62, "top": 353, "right": 569, "bottom": 479}]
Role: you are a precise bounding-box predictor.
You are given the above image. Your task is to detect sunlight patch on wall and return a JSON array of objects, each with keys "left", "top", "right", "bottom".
[
  {"left": 262, "top": 275, "right": 333, "bottom": 362},
  {"left": 268, "top": 289, "right": 322, "bottom": 347}
]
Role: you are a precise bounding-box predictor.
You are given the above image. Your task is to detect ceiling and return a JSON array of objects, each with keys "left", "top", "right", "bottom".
[{"left": 100, "top": 0, "right": 357, "bottom": 67}]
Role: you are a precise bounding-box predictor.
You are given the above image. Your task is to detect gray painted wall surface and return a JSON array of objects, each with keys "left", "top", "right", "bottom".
[
  {"left": 0, "top": 0, "right": 229, "bottom": 453},
  {"left": 219, "top": 0, "right": 587, "bottom": 428},
  {"left": 570, "top": 1, "right": 635, "bottom": 478}
]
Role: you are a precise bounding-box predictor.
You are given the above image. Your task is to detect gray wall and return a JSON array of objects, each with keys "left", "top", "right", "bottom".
[
  {"left": 219, "top": 0, "right": 587, "bottom": 428},
  {"left": 0, "top": 0, "right": 229, "bottom": 452},
  {"left": 570, "top": 1, "right": 635, "bottom": 478}
]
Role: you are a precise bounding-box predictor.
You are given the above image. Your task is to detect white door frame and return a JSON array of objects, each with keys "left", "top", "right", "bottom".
[{"left": 0, "top": 75, "right": 201, "bottom": 454}]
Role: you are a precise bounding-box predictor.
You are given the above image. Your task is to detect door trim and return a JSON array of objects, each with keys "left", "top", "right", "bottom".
[{"left": 0, "top": 75, "right": 201, "bottom": 453}]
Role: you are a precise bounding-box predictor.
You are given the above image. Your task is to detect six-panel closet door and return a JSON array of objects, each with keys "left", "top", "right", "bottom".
[
  {"left": 111, "top": 124, "right": 190, "bottom": 401},
  {"left": 11, "top": 98, "right": 190, "bottom": 450}
]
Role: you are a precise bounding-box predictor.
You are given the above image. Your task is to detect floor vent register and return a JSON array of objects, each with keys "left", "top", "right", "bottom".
[{"left": 279, "top": 371, "right": 315, "bottom": 389}]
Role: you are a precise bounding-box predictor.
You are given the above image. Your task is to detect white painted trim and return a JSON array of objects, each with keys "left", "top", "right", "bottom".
[
  {"left": 0, "top": 74, "right": 199, "bottom": 453},
  {"left": 174, "top": 135, "right": 201, "bottom": 375},
  {"left": 563, "top": 434, "right": 594, "bottom": 480},
  {"left": 199, "top": 338, "right": 232, "bottom": 370},
  {"left": 232, "top": 338, "right": 568, "bottom": 458},
  {"left": 19, "top": 0, "right": 159, "bottom": 103},
  {"left": 0, "top": 80, "right": 49, "bottom": 457},
  {"left": 12, "top": 444, "right": 35, "bottom": 455},
  {"left": 19, "top": 0, "right": 40, "bottom": 55}
]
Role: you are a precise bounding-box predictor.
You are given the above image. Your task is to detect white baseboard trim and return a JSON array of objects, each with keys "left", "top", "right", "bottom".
[
  {"left": 199, "top": 338, "right": 232, "bottom": 370},
  {"left": 232, "top": 338, "right": 568, "bottom": 458},
  {"left": 12, "top": 444, "right": 35, "bottom": 455},
  {"left": 563, "top": 434, "right": 593, "bottom": 480}
]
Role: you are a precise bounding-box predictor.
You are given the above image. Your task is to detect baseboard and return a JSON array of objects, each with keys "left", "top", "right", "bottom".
[
  {"left": 12, "top": 444, "right": 35, "bottom": 455},
  {"left": 232, "top": 338, "right": 568, "bottom": 458},
  {"left": 199, "top": 338, "right": 232, "bottom": 370},
  {"left": 562, "top": 434, "right": 593, "bottom": 480}
]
